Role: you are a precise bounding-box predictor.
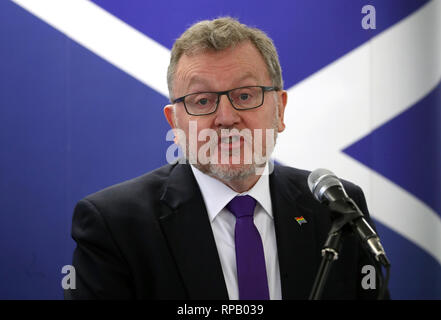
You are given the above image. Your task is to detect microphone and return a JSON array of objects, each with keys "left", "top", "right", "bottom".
[{"left": 308, "top": 169, "right": 390, "bottom": 267}]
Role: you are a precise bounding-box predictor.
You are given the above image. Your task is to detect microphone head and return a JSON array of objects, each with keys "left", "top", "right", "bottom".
[{"left": 308, "top": 168, "right": 344, "bottom": 202}]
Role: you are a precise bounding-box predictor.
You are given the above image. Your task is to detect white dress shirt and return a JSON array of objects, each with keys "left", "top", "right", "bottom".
[{"left": 190, "top": 165, "right": 282, "bottom": 300}]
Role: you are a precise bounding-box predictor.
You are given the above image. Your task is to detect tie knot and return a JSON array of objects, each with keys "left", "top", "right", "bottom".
[{"left": 227, "top": 195, "right": 257, "bottom": 218}]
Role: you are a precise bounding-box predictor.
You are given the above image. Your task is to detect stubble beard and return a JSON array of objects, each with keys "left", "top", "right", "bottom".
[{"left": 174, "top": 109, "right": 279, "bottom": 183}]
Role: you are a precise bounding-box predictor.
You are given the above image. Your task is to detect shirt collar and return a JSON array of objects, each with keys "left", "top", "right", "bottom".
[{"left": 190, "top": 164, "right": 273, "bottom": 222}]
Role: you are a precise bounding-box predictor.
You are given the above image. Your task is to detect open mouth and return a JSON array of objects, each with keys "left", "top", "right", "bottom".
[{"left": 219, "top": 134, "right": 242, "bottom": 150}]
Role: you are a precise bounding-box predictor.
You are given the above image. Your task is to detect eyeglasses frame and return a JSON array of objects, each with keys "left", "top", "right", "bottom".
[{"left": 172, "top": 85, "right": 280, "bottom": 116}]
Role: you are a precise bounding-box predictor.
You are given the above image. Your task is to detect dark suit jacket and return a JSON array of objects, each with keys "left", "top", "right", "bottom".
[{"left": 65, "top": 162, "right": 384, "bottom": 300}]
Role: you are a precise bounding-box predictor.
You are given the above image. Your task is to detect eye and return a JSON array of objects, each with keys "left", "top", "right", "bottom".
[
  {"left": 239, "top": 93, "right": 250, "bottom": 101},
  {"left": 187, "top": 93, "right": 215, "bottom": 108},
  {"left": 197, "top": 98, "right": 209, "bottom": 105}
]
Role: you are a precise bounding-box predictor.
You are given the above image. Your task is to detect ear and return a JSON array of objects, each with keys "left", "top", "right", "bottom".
[
  {"left": 164, "top": 104, "right": 176, "bottom": 129},
  {"left": 164, "top": 104, "right": 180, "bottom": 144},
  {"left": 277, "top": 90, "right": 288, "bottom": 133}
]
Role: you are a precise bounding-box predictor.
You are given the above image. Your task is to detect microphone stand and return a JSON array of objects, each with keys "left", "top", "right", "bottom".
[{"left": 309, "top": 201, "right": 363, "bottom": 300}]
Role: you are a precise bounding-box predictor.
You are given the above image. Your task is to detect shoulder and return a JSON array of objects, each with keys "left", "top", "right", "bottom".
[
  {"left": 78, "top": 162, "right": 180, "bottom": 216},
  {"left": 272, "top": 163, "right": 365, "bottom": 202}
]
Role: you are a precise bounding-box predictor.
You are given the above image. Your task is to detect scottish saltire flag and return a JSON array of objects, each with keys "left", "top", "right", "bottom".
[{"left": 0, "top": 0, "right": 439, "bottom": 299}]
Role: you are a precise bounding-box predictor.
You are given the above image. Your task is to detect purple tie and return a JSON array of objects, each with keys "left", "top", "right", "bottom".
[{"left": 227, "top": 195, "right": 270, "bottom": 300}]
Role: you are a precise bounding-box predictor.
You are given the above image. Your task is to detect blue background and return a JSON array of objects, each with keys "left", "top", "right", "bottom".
[{"left": 0, "top": 0, "right": 439, "bottom": 299}]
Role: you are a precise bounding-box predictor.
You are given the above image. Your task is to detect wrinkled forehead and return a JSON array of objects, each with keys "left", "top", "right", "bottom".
[{"left": 174, "top": 42, "right": 271, "bottom": 93}]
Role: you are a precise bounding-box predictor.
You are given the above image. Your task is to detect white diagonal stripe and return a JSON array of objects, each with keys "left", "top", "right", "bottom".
[
  {"left": 370, "top": 0, "right": 441, "bottom": 137},
  {"left": 275, "top": 0, "right": 441, "bottom": 264},
  {"left": 277, "top": 0, "right": 441, "bottom": 159},
  {"left": 12, "top": 0, "right": 170, "bottom": 98},
  {"left": 333, "top": 153, "right": 441, "bottom": 265}
]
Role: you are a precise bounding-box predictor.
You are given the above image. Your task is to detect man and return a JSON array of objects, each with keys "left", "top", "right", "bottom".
[{"left": 66, "top": 17, "right": 385, "bottom": 300}]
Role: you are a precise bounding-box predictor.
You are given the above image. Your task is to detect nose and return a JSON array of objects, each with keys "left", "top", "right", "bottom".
[{"left": 213, "top": 94, "right": 240, "bottom": 127}]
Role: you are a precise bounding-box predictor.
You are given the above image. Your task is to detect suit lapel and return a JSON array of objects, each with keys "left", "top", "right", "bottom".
[
  {"left": 158, "top": 163, "right": 229, "bottom": 299},
  {"left": 158, "top": 163, "right": 323, "bottom": 299},
  {"left": 270, "top": 166, "right": 321, "bottom": 299}
]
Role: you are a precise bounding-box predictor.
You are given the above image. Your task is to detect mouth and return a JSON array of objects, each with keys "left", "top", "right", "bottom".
[{"left": 219, "top": 134, "right": 243, "bottom": 150}]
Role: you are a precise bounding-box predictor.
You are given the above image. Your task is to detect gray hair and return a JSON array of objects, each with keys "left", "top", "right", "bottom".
[{"left": 167, "top": 17, "right": 283, "bottom": 101}]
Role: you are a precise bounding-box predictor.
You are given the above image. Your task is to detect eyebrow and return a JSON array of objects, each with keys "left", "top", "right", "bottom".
[{"left": 186, "top": 73, "right": 260, "bottom": 92}]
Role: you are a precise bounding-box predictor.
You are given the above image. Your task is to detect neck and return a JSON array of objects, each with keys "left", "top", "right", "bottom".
[{"left": 220, "top": 174, "right": 261, "bottom": 193}]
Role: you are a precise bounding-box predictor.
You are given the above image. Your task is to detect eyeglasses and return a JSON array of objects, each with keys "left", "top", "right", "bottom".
[{"left": 172, "top": 85, "right": 279, "bottom": 116}]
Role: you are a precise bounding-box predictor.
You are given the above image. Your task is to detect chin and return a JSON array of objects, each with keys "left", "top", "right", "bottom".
[{"left": 195, "top": 162, "right": 257, "bottom": 182}]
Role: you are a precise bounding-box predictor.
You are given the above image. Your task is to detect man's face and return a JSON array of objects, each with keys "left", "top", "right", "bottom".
[{"left": 164, "top": 41, "right": 287, "bottom": 182}]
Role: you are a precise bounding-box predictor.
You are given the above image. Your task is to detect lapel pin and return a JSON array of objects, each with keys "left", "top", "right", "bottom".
[{"left": 295, "top": 216, "right": 307, "bottom": 226}]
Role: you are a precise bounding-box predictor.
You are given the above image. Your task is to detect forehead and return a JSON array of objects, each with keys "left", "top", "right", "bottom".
[{"left": 174, "top": 41, "right": 271, "bottom": 93}]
